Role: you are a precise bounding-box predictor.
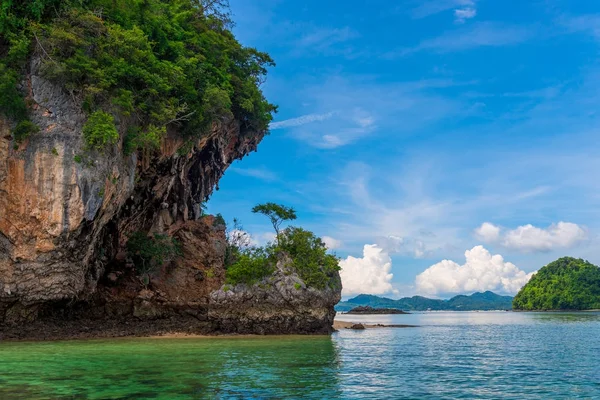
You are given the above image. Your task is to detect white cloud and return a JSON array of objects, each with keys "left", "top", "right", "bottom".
[
  {"left": 376, "top": 235, "right": 433, "bottom": 259},
  {"left": 229, "top": 167, "right": 277, "bottom": 181},
  {"left": 559, "top": 14, "right": 600, "bottom": 40},
  {"left": 411, "top": 0, "right": 475, "bottom": 19},
  {"left": 270, "top": 112, "right": 334, "bottom": 129},
  {"left": 474, "top": 222, "right": 501, "bottom": 242},
  {"left": 403, "top": 22, "right": 533, "bottom": 55},
  {"left": 454, "top": 7, "right": 476, "bottom": 23},
  {"left": 322, "top": 236, "right": 342, "bottom": 250},
  {"left": 474, "top": 222, "right": 588, "bottom": 252},
  {"left": 502, "top": 222, "right": 587, "bottom": 252},
  {"left": 297, "top": 27, "right": 358, "bottom": 51},
  {"left": 339, "top": 244, "right": 395, "bottom": 296},
  {"left": 415, "top": 245, "right": 534, "bottom": 295}
]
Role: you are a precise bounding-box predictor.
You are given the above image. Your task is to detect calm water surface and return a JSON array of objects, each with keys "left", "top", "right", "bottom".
[{"left": 1, "top": 312, "right": 599, "bottom": 399}]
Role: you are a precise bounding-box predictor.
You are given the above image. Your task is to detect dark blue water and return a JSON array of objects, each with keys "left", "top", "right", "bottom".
[{"left": 0, "top": 312, "right": 598, "bottom": 399}]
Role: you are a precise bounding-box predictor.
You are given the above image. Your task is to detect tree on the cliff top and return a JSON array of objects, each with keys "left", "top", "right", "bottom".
[{"left": 252, "top": 202, "right": 297, "bottom": 241}]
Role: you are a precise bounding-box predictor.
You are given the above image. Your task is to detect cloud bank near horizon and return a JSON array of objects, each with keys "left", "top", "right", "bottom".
[
  {"left": 415, "top": 245, "right": 535, "bottom": 296},
  {"left": 474, "top": 222, "right": 588, "bottom": 253}
]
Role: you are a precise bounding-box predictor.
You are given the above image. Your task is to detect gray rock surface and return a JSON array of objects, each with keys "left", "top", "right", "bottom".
[{"left": 209, "top": 255, "right": 341, "bottom": 334}]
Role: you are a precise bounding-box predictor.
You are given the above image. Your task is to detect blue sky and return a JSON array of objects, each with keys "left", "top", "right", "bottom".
[{"left": 208, "top": 0, "right": 600, "bottom": 299}]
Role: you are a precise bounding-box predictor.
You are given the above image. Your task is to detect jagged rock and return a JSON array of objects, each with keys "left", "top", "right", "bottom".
[
  {"left": 209, "top": 256, "right": 342, "bottom": 334},
  {"left": 0, "top": 57, "right": 343, "bottom": 339},
  {"left": 0, "top": 58, "right": 263, "bottom": 328}
]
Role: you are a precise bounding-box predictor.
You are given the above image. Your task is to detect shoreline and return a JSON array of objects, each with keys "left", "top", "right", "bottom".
[{"left": 332, "top": 320, "right": 418, "bottom": 330}]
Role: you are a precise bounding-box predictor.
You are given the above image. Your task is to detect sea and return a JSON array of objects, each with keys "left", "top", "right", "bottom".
[{"left": 0, "top": 311, "right": 599, "bottom": 399}]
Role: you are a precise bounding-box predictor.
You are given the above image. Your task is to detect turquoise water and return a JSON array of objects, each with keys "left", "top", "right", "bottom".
[{"left": 0, "top": 312, "right": 599, "bottom": 399}]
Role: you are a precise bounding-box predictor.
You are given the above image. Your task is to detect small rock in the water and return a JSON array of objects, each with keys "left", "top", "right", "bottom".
[{"left": 350, "top": 323, "right": 365, "bottom": 330}]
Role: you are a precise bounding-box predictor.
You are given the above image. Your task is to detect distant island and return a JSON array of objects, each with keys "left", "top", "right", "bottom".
[
  {"left": 513, "top": 257, "right": 600, "bottom": 311},
  {"left": 336, "top": 291, "right": 513, "bottom": 312},
  {"left": 346, "top": 306, "right": 410, "bottom": 315}
]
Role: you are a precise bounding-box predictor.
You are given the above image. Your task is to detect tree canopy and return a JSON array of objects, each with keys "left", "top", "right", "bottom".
[
  {"left": 513, "top": 257, "right": 600, "bottom": 310},
  {"left": 251, "top": 202, "right": 296, "bottom": 239},
  {"left": 0, "top": 0, "right": 276, "bottom": 150},
  {"left": 224, "top": 204, "right": 339, "bottom": 289}
]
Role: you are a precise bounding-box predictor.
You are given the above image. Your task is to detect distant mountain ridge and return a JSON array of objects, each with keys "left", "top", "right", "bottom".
[{"left": 335, "top": 291, "right": 514, "bottom": 312}]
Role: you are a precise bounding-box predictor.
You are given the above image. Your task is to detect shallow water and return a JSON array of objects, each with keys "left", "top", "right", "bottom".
[{"left": 0, "top": 311, "right": 599, "bottom": 399}]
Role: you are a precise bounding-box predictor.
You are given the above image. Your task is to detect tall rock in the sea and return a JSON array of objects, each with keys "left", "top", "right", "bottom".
[{"left": 0, "top": 3, "right": 341, "bottom": 338}]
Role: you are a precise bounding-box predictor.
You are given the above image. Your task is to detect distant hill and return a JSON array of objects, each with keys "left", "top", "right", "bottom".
[
  {"left": 513, "top": 257, "right": 600, "bottom": 310},
  {"left": 335, "top": 291, "right": 514, "bottom": 312}
]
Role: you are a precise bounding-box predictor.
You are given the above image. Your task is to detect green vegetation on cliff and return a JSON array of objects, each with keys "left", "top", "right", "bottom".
[
  {"left": 225, "top": 204, "right": 340, "bottom": 289},
  {"left": 513, "top": 257, "right": 600, "bottom": 310},
  {"left": 0, "top": 0, "right": 275, "bottom": 147}
]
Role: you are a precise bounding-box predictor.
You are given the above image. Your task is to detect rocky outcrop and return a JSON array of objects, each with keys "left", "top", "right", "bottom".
[
  {"left": 0, "top": 58, "right": 342, "bottom": 339},
  {"left": 209, "top": 255, "right": 341, "bottom": 334},
  {"left": 0, "top": 59, "right": 262, "bottom": 330}
]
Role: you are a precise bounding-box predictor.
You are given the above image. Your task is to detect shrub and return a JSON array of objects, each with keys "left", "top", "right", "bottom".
[
  {"left": 126, "top": 232, "right": 182, "bottom": 277},
  {"left": 123, "top": 125, "right": 164, "bottom": 155},
  {"left": 13, "top": 120, "right": 39, "bottom": 143},
  {"left": 83, "top": 111, "right": 119, "bottom": 150},
  {"left": 278, "top": 227, "right": 340, "bottom": 290},
  {"left": 0, "top": 1, "right": 276, "bottom": 155},
  {"left": 225, "top": 247, "right": 274, "bottom": 285}
]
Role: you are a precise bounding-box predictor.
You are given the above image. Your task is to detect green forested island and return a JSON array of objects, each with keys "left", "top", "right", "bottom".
[
  {"left": 336, "top": 291, "right": 514, "bottom": 312},
  {"left": 513, "top": 257, "right": 600, "bottom": 310}
]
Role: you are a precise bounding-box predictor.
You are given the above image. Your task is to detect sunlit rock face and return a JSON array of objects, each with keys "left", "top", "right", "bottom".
[{"left": 0, "top": 59, "right": 264, "bottom": 329}]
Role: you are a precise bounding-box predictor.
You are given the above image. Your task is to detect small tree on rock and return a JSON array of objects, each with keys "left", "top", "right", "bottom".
[{"left": 251, "top": 202, "right": 297, "bottom": 242}]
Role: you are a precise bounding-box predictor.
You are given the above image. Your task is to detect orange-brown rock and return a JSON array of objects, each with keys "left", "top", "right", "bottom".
[{"left": 0, "top": 59, "right": 263, "bottom": 330}]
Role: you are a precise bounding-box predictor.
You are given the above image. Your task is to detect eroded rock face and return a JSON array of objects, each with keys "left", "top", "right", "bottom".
[
  {"left": 0, "top": 59, "right": 343, "bottom": 339},
  {"left": 0, "top": 59, "right": 263, "bottom": 326},
  {"left": 209, "top": 256, "right": 342, "bottom": 334}
]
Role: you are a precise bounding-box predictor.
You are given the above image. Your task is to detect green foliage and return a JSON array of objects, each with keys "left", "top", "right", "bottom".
[
  {"left": 83, "top": 111, "right": 119, "bottom": 150},
  {"left": 278, "top": 227, "right": 340, "bottom": 290},
  {"left": 225, "top": 247, "right": 274, "bottom": 286},
  {"left": 126, "top": 231, "right": 183, "bottom": 277},
  {"left": 123, "top": 125, "right": 164, "bottom": 155},
  {"left": 513, "top": 257, "right": 600, "bottom": 310},
  {"left": 224, "top": 206, "right": 339, "bottom": 290},
  {"left": 294, "top": 282, "right": 302, "bottom": 290},
  {"left": 0, "top": 64, "right": 27, "bottom": 120},
  {"left": 13, "top": 120, "right": 39, "bottom": 143},
  {"left": 251, "top": 202, "right": 297, "bottom": 238},
  {"left": 1, "top": 0, "right": 275, "bottom": 155},
  {"left": 73, "top": 154, "right": 82, "bottom": 163},
  {"left": 224, "top": 218, "right": 251, "bottom": 268}
]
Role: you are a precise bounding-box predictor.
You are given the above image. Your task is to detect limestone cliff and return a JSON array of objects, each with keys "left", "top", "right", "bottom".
[{"left": 0, "top": 59, "right": 340, "bottom": 339}]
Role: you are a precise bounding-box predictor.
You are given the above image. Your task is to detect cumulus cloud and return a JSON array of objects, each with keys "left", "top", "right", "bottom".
[
  {"left": 474, "top": 222, "right": 501, "bottom": 242},
  {"left": 322, "top": 236, "right": 342, "bottom": 250},
  {"left": 474, "top": 221, "right": 588, "bottom": 252},
  {"left": 454, "top": 7, "right": 477, "bottom": 23},
  {"left": 415, "top": 246, "right": 534, "bottom": 295},
  {"left": 339, "top": 244, "right": 394, "bottom": 296}
]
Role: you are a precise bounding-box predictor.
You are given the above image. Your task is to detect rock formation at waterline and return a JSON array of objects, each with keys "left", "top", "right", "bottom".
[{"left": 0, "top": 60, "right": 341, "bottom": 339}]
